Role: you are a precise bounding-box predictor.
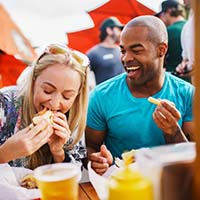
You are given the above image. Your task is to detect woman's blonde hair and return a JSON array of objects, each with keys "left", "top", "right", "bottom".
[{"left": 18, "top": 44, "right": 89, "bottom": 169}]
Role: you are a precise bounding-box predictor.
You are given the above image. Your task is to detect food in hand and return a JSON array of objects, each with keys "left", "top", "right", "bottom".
[
  {"left": 32, "top": 108, "right": 54, "bottom": 125},
  {"left": 20, "top": 174, "right": 37, "bottom": 189},
  {"left": 148, "top": 97, "right": 161, "bottom": 106},
  {"left": 115, "top": 149, "right": 135, "bottom": 167},
  {"left": 28, "top": 108, "right": 54, "bottom": 132},
  {"left": 122, "top": 149, "right": 135, "bottom": 165}
]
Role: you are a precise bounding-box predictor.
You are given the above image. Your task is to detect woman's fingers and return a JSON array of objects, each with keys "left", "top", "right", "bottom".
[
  {"left": 13, "top": 124, "right": 53, "bottom": 156},
  {"left": 53, "top": 113, "right": 71, "bottom": 132},
  {"left": 10, "top": 120, "right": 54, "bottom": 157},
  {"left": 30, "top": 125, "right": 54, "bottom": 152},
  {"left": 52, "top": 122, "right": 70, "bottom": 144},
  {"left": 52, "top": 122, "right": 68, "bottom": 133},
  {"left": 27, "top": 119, "right": 51, "bottom": 139},
  {"left": 51, "top": 112, "right": 71, "bottom": 142}
]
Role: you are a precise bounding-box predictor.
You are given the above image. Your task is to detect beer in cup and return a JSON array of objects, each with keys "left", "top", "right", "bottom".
[{"left": 34, "top": 163, "right": 81, "bottom": 200}]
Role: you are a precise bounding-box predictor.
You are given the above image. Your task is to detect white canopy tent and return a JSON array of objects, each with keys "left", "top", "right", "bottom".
[
  {"left": 0, "top": 0, "right": 185, "bottom": 51},
  {"left": 0, "top": 0, "right": 109, "bottom": 47}
]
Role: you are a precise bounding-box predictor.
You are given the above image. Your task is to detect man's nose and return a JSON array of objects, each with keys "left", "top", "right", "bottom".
[{"left": 122, "top": 52, "right": 134, "bottom": 63}]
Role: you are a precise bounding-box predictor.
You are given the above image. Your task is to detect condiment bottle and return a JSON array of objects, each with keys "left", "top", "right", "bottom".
[
  {"left": 107, "top": 166, "right": 153, "bottom": 200},
  {"left": 107, "top": 150, "right": 153, "bottom": 200}
]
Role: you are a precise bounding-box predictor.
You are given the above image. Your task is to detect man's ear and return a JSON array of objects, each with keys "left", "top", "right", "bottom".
[{"left": 158, "top": 42, "right": 168, "bottom": 57}]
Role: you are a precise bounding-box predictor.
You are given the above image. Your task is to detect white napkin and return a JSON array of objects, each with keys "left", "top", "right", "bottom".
[{"left": 0, "top": 164, "right": 40, "bottom": 200}]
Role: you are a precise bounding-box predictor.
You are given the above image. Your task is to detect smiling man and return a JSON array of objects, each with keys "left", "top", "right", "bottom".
[{"left": 85, "top": 15, "right": 194, "bottom": 175}]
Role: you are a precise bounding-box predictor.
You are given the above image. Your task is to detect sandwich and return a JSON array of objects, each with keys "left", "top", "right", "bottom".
[
  {"left": 28, "top": 108, "right": 54, "bottom": 133},
  {"left": 32, "top": 108, "right": 54, "bottom": 125}
]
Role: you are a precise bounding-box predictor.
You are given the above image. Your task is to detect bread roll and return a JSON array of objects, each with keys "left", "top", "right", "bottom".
[{"left": 32, "top": 109, "right": 54, "bottom": 125}]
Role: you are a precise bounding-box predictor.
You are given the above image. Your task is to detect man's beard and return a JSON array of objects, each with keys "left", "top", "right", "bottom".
[{"left": 111, "top": 34, "right": 120, "bottom": 44}]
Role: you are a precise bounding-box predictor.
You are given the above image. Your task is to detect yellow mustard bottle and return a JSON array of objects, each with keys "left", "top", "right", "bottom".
[
  {"left": 107, "top": 166, "right": 153, "bottom": 200},
  {"left": 108, "top": 149, "right": 153, "bottom": 200}
]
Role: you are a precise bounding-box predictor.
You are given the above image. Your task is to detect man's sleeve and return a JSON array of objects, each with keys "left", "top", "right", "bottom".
[{"left": 86, "top": 89, "right": 106, "bottom": 131}]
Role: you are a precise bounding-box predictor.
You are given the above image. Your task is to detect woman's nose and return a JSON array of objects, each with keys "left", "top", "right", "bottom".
[{"left": 49, "top": 94, "right": 62, "bottom": 111}]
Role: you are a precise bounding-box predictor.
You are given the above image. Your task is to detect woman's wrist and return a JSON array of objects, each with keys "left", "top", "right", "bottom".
[
  {"left": 52, "top": 149, "right": 65, "bottom": 163},
  {"left": 0, "top": 146, "right": 7, "bottom": 163},
  {"left": 0, "top": 142, "right": 13, "bottom": 163}
]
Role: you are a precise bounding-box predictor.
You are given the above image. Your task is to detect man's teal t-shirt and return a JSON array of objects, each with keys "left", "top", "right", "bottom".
[{"left": 87, "top": 72, "right": 194, "bottom": 158}]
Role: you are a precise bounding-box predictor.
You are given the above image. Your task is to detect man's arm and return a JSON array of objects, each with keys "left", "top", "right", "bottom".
[
  {"left": 85, "top": 126, "right": 113, "bottom": 175},
  {"left": 164, "top": 121, "right": 193, "bottom": 144},
  {"left": 85, "top": 126, "right": 106, "bottom": 156}
]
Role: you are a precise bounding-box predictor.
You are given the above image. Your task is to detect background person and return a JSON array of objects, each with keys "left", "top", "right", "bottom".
[
  {"left": 0, "top": 44, "right": 89, "bottom": 169},
  {"left": 87, "top": 16, "right": 125, "bottom": 85},
  {"left": 155, "top": 0, "right": 189, "bottom": 82},
  {"left": 175, "top": 0, "right": 194, "bottom": 83},
  {"left": 85, "top": 15, "right": 194, "bottom": 175}
]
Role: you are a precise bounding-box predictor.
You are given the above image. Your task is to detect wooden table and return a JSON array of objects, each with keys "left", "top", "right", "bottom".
[{"left": 79, "top": 182, "right": 99, "bottom": 200}]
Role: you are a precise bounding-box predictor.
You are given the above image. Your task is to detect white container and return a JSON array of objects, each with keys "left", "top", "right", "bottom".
[{"left": 135, "top": 142, "right": 196, "bottom": 200}]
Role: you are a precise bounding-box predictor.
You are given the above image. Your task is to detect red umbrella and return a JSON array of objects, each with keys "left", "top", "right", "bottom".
[{"left": 67, "top": 0, "right": 155, "bottom": 53}]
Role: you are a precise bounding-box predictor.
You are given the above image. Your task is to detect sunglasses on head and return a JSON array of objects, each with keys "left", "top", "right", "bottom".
[{"left": 36, "top": 43, "right": 89, "bottom": 68}]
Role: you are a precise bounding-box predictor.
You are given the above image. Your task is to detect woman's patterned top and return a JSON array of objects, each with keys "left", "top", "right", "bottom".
[{"left": 0, "top": 86, "right": 86, "bottom": 167}]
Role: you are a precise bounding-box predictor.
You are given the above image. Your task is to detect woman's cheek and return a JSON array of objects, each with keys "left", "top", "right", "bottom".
[{"left": 63, "top": 99, "right": 75, "bottom": 113}]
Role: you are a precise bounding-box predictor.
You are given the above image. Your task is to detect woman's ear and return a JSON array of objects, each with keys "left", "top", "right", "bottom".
[{"left": 158, "top": 42, "right": 168, "bottom": 57}]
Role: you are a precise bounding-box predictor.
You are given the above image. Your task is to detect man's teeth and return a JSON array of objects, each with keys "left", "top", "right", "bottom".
[{"left": 126, "top": 66, "right": 140, "bottom": 70}]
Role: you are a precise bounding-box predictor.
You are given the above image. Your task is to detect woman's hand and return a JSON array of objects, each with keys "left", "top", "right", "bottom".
[
  {"left": 48, "top": 112, "right": 71, "bottom": 162},
  {"left": 0, "top": 119, "right": 53, "bottom": 163}
]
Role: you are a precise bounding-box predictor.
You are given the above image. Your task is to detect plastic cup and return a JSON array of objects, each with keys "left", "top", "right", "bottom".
[{"left": 34, "top": 163, "right": 81, "bottom": 200}]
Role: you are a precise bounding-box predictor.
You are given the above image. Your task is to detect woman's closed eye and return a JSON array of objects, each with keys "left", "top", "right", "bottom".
[
  {"left": 63, "top": 93, "right": 77, "bottom": 100},
  {"left": 44, "top": 90, "right": 53, "bottom": 94},
  {"left": 63, "top": 95, "right": 70, "bottom": 100},
  {"left": 62, "top": 91, "right": 77, "bottom": 101},
  {"left": 44, "top": 91, "right": 73, "bottom": 100}
]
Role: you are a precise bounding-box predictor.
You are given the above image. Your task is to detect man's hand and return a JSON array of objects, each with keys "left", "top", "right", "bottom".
[
  {"left": 152, "top": 100, "right": 188, "bottom": 143},
  {"left": 153, "top": 100, "right": 181, "bottom": 135},
  {"left": 175, "top": 60, "right": 193, "bottom": 77},
  {"left": 90, "top": 145, "right": 113, "bottom": 175}
]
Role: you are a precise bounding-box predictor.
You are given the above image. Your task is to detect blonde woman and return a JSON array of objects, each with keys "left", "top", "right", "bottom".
[{"left": 0, "top": 44, "right": 89, "bottom": 169}]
